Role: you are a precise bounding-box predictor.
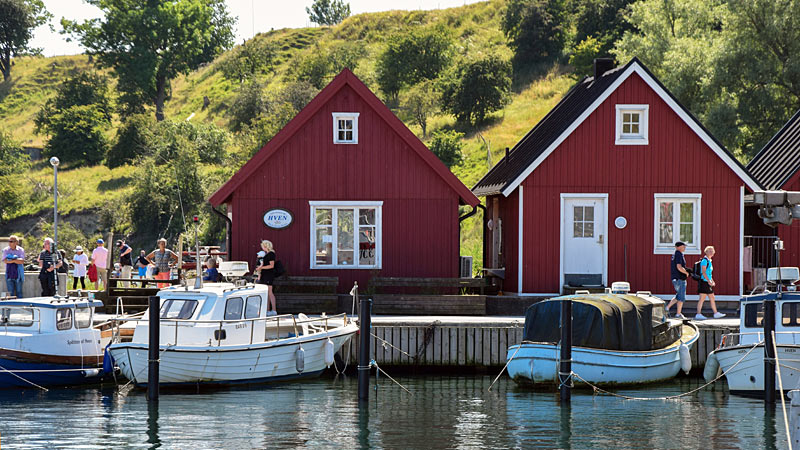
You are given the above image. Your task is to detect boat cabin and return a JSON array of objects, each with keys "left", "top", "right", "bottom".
[{"left": 0, "top": 298, "right": 103, "bottom": 335}]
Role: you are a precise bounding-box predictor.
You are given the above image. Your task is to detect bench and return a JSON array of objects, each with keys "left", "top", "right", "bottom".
[
  {"left": 369, "top": 277, "right": 489, "bottom": 315},
  {"left": 272, "top": 276, "right": 339, "bottom": 314}
]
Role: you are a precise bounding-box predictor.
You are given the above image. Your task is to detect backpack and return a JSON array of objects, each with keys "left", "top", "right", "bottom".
[{"left": 691, "top": 258, "right": 704, "bottom": 281}]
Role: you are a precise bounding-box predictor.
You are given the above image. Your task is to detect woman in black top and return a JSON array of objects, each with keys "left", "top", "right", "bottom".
[{"left": 256, "top": 240, "right": 277, "bottom": 314}]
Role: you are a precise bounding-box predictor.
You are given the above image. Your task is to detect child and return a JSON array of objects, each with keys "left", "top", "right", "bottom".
[
  {"left": 203, "top": 258, "right": 220, "bottom": 282},
  {"left": 135, "top": 250, "right": 150, "bottom": 287}
]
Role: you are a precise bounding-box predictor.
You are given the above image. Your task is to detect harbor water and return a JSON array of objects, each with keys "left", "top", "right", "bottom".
[{"left": 0, "top": 375, "right": 787, "bottom": 449}]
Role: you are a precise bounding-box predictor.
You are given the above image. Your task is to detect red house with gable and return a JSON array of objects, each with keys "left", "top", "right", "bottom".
[
  {"left": 747, "top": 109, "right": 800, "bottom": 269},
  {"left": 472, "top": 58, "right": 761, "bottom": 299},
  {"left": 210, "top": 69, "right": 480, "bottom": 292}
]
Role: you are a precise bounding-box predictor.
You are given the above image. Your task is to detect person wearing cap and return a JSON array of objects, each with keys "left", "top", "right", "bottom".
[
  {"left": 37, "top": 238, "right": 62, "bottom": 296},
  {"left": 91, "top": 238, "right": 109, "bottom": 290},
  {"left": 3, "top": 235, "right": 25, "bottom": 298},
  {"left": 71, "top": 246, "right": 89, "bottom": 290},
  {"left": 117, "top": 239, "right": 133, "bottom": 287},
  {"left": 666, "top": 241, "right": 690, "bottom": 319}
]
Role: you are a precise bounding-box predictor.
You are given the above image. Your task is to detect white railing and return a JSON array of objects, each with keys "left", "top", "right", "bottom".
[
  {"left": 109, "top": 312, "right": 349, "bottom": 347},
  {"left": 719, "top": 331, "right": 800, "bottom": 349}
]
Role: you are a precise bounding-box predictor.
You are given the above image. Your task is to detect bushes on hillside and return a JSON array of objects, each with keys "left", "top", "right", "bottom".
[
  {"left": 428, "top": 130, "right": 464, "bottom": 168},
  {"left": 106, "top": 114, "right": 155, "bottom": 168},
  {"left": 219, "top": 38, "right": 279, "bottom": 84},
  {"left": 377, "top": 26, "right": 454, "bottom": 101},
  {"left": 441, "top": 55, "right": 512, "bottom": 125},
  {"left": 34, "top": 72, "right": 112, "bottom": 165},
  {"left": 296, "top": 41, "right": 365, "bottom": 89},
  {"left": 0, "top": 130, "right": 30, "bottom": 222},
  {"left": 502, "top": 0, "right": 567, "bottom": 69}
]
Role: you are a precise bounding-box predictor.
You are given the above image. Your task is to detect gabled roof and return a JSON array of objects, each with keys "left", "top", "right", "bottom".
[
  {"left": 210, "top": 69, "right": 480, "bottom": 207},
  {"left": 747, "top": 109, "right": 800, "bottom": 190},
  {"left": 472, "top": 58, "right": 761, "bottom": 197}
]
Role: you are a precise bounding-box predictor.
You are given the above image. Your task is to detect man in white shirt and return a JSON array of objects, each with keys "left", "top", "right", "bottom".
[{"left": 91, "top": 239, "right": 109, "bottom": 290}]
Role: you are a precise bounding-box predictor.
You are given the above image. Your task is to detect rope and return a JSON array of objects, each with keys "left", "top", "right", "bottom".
[
  {"left": 369, "top": 359, "right": 412, "bottom": 395},
  {"left": 0, "top": 363, "right": 49, "bottom": 391},
  {"left": 772, "top": 332, "right": 793, "bottom": 450},
  {"left": 332, "top": 341, "right": 350, "bottom": 375},
  {"left": 372, "top": 332, "right": 414, "bottom": 359},
  {"left": 117, "top": 343, "right": 175, "bottom": 396},
  {"left": 488, "top": 343, "right": 524, "bottom": 392},
  {"left": 569, "top": 340, "right": 763, "bottom": 401},
  {"left": 557, "top": 371, "right": 574, "bottom": 389}
]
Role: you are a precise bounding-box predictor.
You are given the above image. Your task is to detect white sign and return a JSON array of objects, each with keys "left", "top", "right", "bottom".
[{"left": 264, "top": 209, "right": 293, "bottom": 229}]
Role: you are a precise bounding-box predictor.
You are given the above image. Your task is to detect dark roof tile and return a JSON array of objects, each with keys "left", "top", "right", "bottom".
[{"left": 747, "top": 109, "right": 800, "bottom": 190}]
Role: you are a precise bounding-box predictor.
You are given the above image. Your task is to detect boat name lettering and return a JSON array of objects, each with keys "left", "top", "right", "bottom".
[
  {"left": 786, "top": 348, "right": 797, "bottom": 353},
  {"left": 67, "top": 338, "right": 94, "bottom": 345},
  {"left": 235, "top": 323, "right": 248, "bottom": 329},
  {"left": 738, "top": 349, "right": 746, "bottom": 354}
]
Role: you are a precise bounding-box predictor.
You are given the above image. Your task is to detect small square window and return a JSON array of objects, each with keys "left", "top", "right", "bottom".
[
  {"left": 615, "top": 105, "right": 648, "bottom": 145},
  {"left": 332, "top": 113, "right": 359, "bottom": 144}
]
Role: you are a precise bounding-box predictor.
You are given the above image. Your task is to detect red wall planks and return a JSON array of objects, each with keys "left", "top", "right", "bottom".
[
  {"left": 227, "top": 84, "right": 463, "bottom": 292},
  {"left": 777, "top": 171, "right": 800, "bottom": 268},
  {"left": 494, "top": 72, "right": 748, "bottom": 296}
]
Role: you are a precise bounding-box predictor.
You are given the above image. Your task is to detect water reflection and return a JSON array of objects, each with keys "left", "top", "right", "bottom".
[{"left": 0, "top": 376, "right": 788, "bottom": 449}]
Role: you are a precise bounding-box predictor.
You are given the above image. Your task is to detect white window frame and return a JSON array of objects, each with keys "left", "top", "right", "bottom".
[
  {"left": 615, "top": 104, "right": 649, "bottom": 145},
  {"left": 332, "top": 112, "right": 359, "bottom": 144},
  {"left": 653, "top": 193, "right": 702, "bottom": 255},
  {"left": 309, "top": 201, "right": 382, "bottom": 269}
]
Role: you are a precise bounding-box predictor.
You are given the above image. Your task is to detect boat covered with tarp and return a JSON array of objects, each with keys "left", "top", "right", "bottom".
[{"left": 508, "top": 291, "right": 698, "bottom": 386}]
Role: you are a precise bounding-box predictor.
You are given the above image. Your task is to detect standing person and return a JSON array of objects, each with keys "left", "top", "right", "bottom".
[
  {"left": 666, "top": 242, "right": 690, "bottom": 319},
  {"left": 255, "top": 240, "right": 277, "bottom": 315},
  {"left": 37, "top": 238, "right": 62, "bottom": 297},
  {"left": 91, "top": 239, "right": 109, "bottom": 291},
  {"left": 71, "top": 246, "right": 89, "bottom": 290},
  {"left": 146, "top": 238, "right": 178, "bottom": 288},
  {"left": 117, "top": 240, "right": 133, "bottom": 287},
  {"left": 2, "top": 235, "right": 25, "bottom": 298},
  {"left": 696, "top": 246, "right": 726, "bottom": 320},
  {"left": 135, "top": 250, "right": 150, "bottom": 287}
]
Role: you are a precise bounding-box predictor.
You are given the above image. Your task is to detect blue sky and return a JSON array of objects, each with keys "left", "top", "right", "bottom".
[{"left": 32, "top": 0, "right": 484, "bottom": 56}]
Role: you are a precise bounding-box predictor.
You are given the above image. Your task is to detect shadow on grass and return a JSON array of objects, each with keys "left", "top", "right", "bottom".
[
  {"left": 0, "top": 76, "right": 16, "bottom": 103},
  {"left": 98, "top": 176, "right": 133, "bottom": 191}
]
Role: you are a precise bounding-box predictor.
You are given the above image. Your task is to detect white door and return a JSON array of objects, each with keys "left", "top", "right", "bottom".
[{"left": 562, "top": 196, "right": 606, "bottom": 289}]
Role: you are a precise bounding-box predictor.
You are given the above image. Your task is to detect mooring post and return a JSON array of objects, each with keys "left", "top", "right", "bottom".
[
  {"left": 764, "top": 297, "right": 776, "bottom": 404},
  {"left": 148, "top": 295, "right": 160, "bottom": 401},
  {"left": 356, "top": 283, "right": 372, "bottom": 403},
  {"left": 560, "top": 298, "right": 572, "bottom": 403}
]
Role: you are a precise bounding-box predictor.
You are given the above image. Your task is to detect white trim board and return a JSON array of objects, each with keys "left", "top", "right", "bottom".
[
  {"left": 517, "top": 185, "right": 524, "bottom": 294},
  {"left": 500, "top": 61, "right": 761, "bottom": 197},
  {"left": 559, "top": 193, "right": 609, "bottom": 294},
  {"left": 739, "top": 185, "right": 744, "bottom": 297}
]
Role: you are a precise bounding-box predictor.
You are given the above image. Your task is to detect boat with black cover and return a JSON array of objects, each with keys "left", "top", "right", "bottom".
[{"left": 507, "top": 283, "right": 698, "bottom": 386}]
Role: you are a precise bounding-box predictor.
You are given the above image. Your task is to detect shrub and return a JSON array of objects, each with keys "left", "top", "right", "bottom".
[
  {"left": 441, "top": 56, "right": 512, "bottom": 125},
  {"left": 377, "top": 26, "right": 453, "bottom": 101},
  {"left": 428, "top": 130, "right": 464, "bottom": 168},
  {"left": 106, "top": 114, "right": 156, "bottom": 168}
]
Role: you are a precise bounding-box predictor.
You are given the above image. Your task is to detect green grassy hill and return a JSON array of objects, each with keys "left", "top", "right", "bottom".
[{"left": 0, "top": 0, "right": 577, "bottom": 269}]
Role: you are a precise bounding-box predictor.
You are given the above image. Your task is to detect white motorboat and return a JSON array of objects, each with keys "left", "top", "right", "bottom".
[
  {"left": 704, "top": 267, "right": 800, "bottom": 396},
  {"left": 107, "top": 282, "right": 358, "bottom": 387},
  {"left": 507, "top": 286, "right": 698, "bottom": 386},
  {"left": 0, "top": 296, "right": 111, "bottom": 387}
]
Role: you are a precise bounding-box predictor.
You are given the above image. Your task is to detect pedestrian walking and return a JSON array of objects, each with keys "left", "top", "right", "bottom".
[
  {"left": 695, "top": 246, "right": 726, "bottom": 320},
  {"left": 666, "top": 241, "right": 690, "bottom": 319}
]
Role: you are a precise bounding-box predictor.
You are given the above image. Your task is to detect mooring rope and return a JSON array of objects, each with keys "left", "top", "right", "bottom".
[
  {"left": 117, "top": 343, "right": 175, "bottom": 396},
  {"left": 370, "top": 359, "right": 412, "bottom": 395},
  {"left": 371, "top": 332, "right": 415, "bottom": 359},
  {"left": 569, "top": 340, "right": 763, "bottom": 401},
  {"left": 488, "top": 343, "right": 526, "bottom": 392},
  {"left": 0, "top": 363, "right": 49, "bottom": 391},
  {"left": 771, "top": 332, "right": 793, "bottom": 450}
]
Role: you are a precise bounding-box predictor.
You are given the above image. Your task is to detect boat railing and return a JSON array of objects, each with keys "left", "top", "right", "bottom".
[
  {"left": 109, "top": 312, "right": 350, "bottom": 347},
  {"left": 718, "top": 331, "right": 800, "bottom": 349}
]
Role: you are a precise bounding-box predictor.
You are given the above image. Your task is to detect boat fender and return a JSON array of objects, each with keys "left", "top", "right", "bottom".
[
  {"left": 703, "top": 352, "right": 721, "bottom": 383},
  {"left": 679, "top": 343, "right": 691, "bottom": 375},
  {"left": 296, "top": 346, "right": 305, "bottom": 373},
  {"left": 324, "top": 339, "right": 335, "bottom": 367},
  {"left": 81, "top": 368, "right": 102, "bottom": 378}
]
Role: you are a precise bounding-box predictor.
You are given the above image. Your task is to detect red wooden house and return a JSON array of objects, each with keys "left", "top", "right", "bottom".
[
  {"left": 209, "top": 69, "right": 480, "bottom": 292},
  {"left": 472, "top": 58, "right": 760, "bottom": 299},
  {"left": 747, "top": 109, "right": 800, "bottom": 269}
]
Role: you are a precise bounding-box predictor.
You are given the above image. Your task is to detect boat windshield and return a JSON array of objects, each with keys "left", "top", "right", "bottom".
[
  {"left": 160, "top": 299, "right": 199, "bottom": 320},
  {"left": 1, "top": 307, "right": 34, "bottom": 327},
  {"left": 75, "top": 307, "right": 92, "bottom": 329}
]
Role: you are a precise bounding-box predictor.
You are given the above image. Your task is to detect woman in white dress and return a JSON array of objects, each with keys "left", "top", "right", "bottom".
[{"left": 71, "top": 246, "right": 89, "bottom": 290}]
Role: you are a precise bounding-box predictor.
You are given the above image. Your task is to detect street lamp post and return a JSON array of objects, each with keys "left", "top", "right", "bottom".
[{"left": 50, "top": 157, "right": 60, "bottom": 296}]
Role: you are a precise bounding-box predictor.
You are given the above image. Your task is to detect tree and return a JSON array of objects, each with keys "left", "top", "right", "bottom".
[
  {"left": 568, "top": 0, "right": 635, "bottom": 70},
  {"left": 306, "top": 0, "right": 350, "bottom": 26},
  {"left": 229, "top": 80, "right": 271, "bottom": 132},
  {"left": 0, "top": 129, "right": 30, "bottom": 221},
  {"left": 63, "top": 0, "right": 235, "bottom": 121},
  {"left": 296, "top": 41, "right": 365, "bottom": 89},
  {"left": 502, "top": 0, "right": 567, "bottom": 69},
  {"left": 219, "top": 38, "right": 278, "bottom": 84},
  {"left": 377, "top": 27, "right": 453, "bottom": 101},
  {"left": 428, "top": 130, "right": 464, "bottom": 168},
  {"left": 106, "top": 114, "right": 156, "bottom": 168},
  {"left": 442, "top": 56, "right": 512, "bottom": 125},
  {"left": 34, "top": 72, "right": 112, "bottom": 165},
  {"left": 0, "top": 0, "right": 51, "bottom": 82},
  {"left": 401, "top": 80, "right": 439, "bottom": 137}
]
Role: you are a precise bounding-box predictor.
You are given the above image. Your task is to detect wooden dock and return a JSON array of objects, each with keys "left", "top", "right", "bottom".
[{"left": 339, "top": 316, "right": 740, "bottom": 372}]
